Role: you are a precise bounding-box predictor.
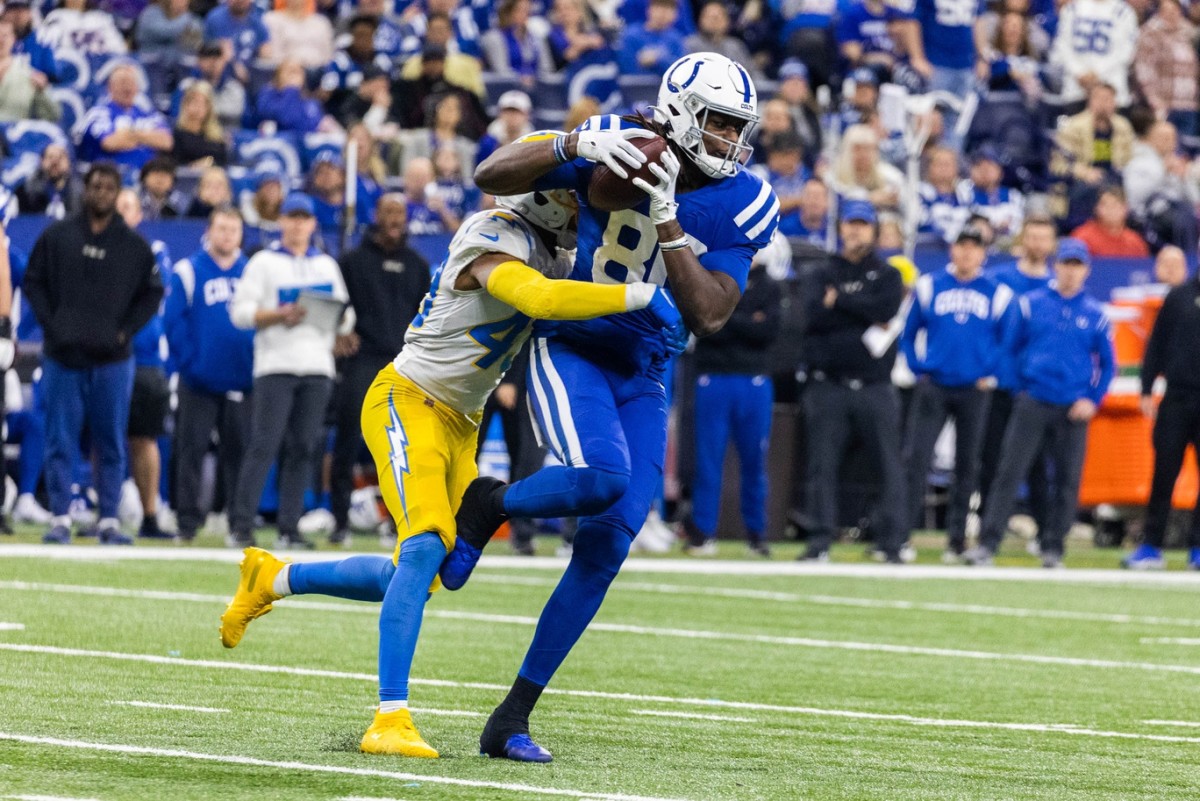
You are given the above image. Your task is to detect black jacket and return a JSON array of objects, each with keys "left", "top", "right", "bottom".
[
  {"left": 340, "top": 230, "right": 431, "bottom": 361},
  {"left": 802, "top": 250, "right": 904, "bottom": 385},
  {"left": 1143, "top": 276, "right": 1200, "bottom": 394},
  {"left": 695, "top": 265, "right": 782, "bottom": 375},
  {"left": 24, "top": 214, "right": 163, "bottom": 369},
  {"left": 15, "top": 172, "right": 82, "bottom": 216}
]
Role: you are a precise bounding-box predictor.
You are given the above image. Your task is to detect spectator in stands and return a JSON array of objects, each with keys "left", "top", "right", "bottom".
[
  {"left": 0, "top": 20, "right": 58, "bottom": 122},
  {"left": 685, "top": 1, "right": 761, "bottom": 82},
  {"left": 76, "top": 63, "right": 174, "bottom": 169},
  {"left": 137, "top": 157, "right": 182, "bottom": 221},
  {"left": 476, "top": 90, "right": 532, "bottom": 164},
  {"left": 330, "top": 193, "right": 429, "bottom": 543},
  {"left": 165, "top": 206, "right": 254, "bottom": 543},
  {"left": 793, "top": 177, "right": 830, "bottom": 246},
  {"left": 1134, "top": 0, "right": 1197, "bottom": 137},
  {"left": 398, "top": 12, "right": 484, "bottom": 98},
  {"left": 319, "top": 15, "right": 391, "bottom": 109},
  {"left": 1125, "top": 251, "right": 1200, "bottom": 568},
  {"left": 15, "top": 143, "right": 81, "bottom": 218},
  {"left": 391, "top": 43, "right": 487, "bottom": 136},
  {"left": 1070, "top": 185, "right": 1150, "bottom": 257},
  {"left": 40, "top": 0, "right": 127, "bottom": 55},
  {"left": 431, "top": 146, "right": 479, "bottom": 220},
  {"left": 547, "top": 0, "right": 606, "bottom": 71},
  {"left": 135, "top": 0, "right": 203, "bottom": 62},
  {"left": 256, "top": 60, "right": 328, "bottom": 134},
  {"left": 836, "top": 0, "right": 905, "bottom": 75},
  {"left": 976, "top": 0, "right": 1049, "bottom": 62},
  {"left": 179, "top": 41, "right": 246, "bottom": 130},
  {"left": 408, "top": 0, "right": 484, "bottom": 61},
  {"left": 1052, "top": 83, "right": 1134, "bottom": 197},
  {"left": 981, "top": 11, "right": 1042, "bottom": 99},
  {"left": 839, "top": 67, "right": 880, "bottom": 129},
  {"left": 1153, "top": 245, "right": 1189, "bottom": 288},
  {"left": 831, "top": 124, "right": 904, "bottom": 212},
  {"left": 617, "top": 0, "right": 685, "bottom": 77},
  {"left": 185, "top": 166, "right": 233, "bottom": 218},
  {"left": 903, "top": 0, "right": 979, "bottom": 121},
  {"left": 752, "top": 98, "right": 799, "bottom": 163},
  {"left": 344, "top": 0, "right": 404, "bottom": 59},
  {"left": 203, "top": 0, "right": 273, "bottom": 78},
  {"left": 1050, "top": 0, "right": 1138, "bottom": 111},
  {"left": 918, "top": 145, "right": 968, "bottom": 245},
  {"left": 963, "top": 146, "right": 1024, "bottom": 244},
  {"left": 800, "top": 200, "right": 907, "bottom": 563},
  {"left": 241, "top": 169, "right": 284, "bottom": 230},
  {"left": 753, "top": 131, "right": 808, "bottom": 237},
  {"left": 334, "top": 64, "right": 393, "bottom": 133},
  {"left": 403, "top": 156, "right": 460, "bottom": 235},
  {"left": 901, "top": 221, "right": 1008, "bottom": 562},
  {"left": 172, "top": 82, "right": 229, "bottom": 167},
  {"left": 395, "top": 93, "right": 478, "bottom": 175},
  {"left": 114, "top": 187, "right": 175, "bottom": 540},
  {"left": 5, "top": 0, "right": 58, "bottom": 85},
  {"left": 307, "top": 153, "right": 345, "bottom": 230},
  {"left": 967, "top": 239, "right": 1114, "bottom": 567},
  {"left": 481, "top": 0, "right": 553, "bottom": 84},
  {"left": 24, "top": 162, "right": 163, "bottom": 545},
  {"left": 264, "top": 0, "right": 333, "bottom": 69},
  {"left": 774, "top": 59, "right": 822, "bottom": 169},
  {"left": 1125, "top": 118, "right": 1197, "bottom": 254},
  {"left": 228, "top": 192, "right": 354, "bottom": 549},
  {"left": 347, "top": 123, "right": 385, "bottom": 226}
]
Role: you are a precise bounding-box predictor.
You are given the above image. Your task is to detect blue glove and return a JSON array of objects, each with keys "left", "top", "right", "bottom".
[
  {"left": 646, "top": 286, "right": 683, "bottom": 331},
  {"left": 663, "top": 318, "right": 690, "bottom": 356}
]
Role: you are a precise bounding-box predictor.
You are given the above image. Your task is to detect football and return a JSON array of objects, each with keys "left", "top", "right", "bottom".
[{"left": 587, "top": 134, "right": 669, "bottom": 212}]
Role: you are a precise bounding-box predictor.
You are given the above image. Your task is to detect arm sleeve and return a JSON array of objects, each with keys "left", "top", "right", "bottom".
[
  {"left": 899, "top": 290, "right": 924, "bottom": 373},
  {"left": 1092, "top": 314, "right": 1115, "bottom": 404},
  {"left": 163, "top": 268, "right": 190, "bottom": 370},
  {"left": 1141, "top": 291, "right": 1174, "bottom": 393},
  {"left": 699, "top": 244, "right": 754, "bottom": 293},
  {"left": 484, "top": 260, "right": 644, "bottom": 320},
  {"left": 119, "top": 247, "right": 165, "bottom": 338}
]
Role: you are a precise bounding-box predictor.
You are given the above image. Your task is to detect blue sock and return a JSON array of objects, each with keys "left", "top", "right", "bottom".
[
  {"left": 518, "top": 521, "right": 630, "bottom": 686},
  {"left": 502, "top": 466, "right": 628, "bottom": 519},
  {"left": 288, "top": 555, "right": 395, "bottom": 602},
  {"left": 379, "top": 532, "right": 446, "bottom": 702}
]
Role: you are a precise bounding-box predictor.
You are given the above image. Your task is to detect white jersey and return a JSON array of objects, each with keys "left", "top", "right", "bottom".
[
  {"left": 1050, "top": 0, "right": 1138, "bottom": 105},
  {"left": 394, "top": 209, "right": 569, "bottom": 417}
]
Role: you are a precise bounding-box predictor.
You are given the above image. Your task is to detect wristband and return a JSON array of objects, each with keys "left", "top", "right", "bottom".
[
  {"left": 553, "top": 135, "right": 569, "bottom": 165},
  {"left": 659, "top": 236, "right": 689, "bottom": 252}
]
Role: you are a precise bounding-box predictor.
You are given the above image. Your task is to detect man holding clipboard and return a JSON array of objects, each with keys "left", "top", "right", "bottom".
[{"left": 228, "top": 192, "right": 355, "bottom": 549}]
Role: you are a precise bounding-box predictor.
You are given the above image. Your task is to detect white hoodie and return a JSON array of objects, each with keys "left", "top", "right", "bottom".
[{"left": 230, "top": 242, "right": 354, "bottom": 379}]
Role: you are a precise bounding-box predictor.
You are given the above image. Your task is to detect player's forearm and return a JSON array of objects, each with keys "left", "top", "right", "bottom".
[
  {"left": 655, "top": 222, "right": 739, "bottom": 337},
  {"left": 475, "top": 135, "right": 578, "bottom": 195},
  {"left": 486, "top": 259, "right": 651, "bottom": 320}
]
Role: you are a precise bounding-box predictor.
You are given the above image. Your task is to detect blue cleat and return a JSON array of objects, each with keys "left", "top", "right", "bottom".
[
  {"left": 439, "top": 477, "right": 508, "bottom": 590},
  {"left": 1122, "top": 544, "right": 1165, "bottom": 570},
  {"left": 481, "top": 733, "right": 552, "bottom": 763},
  {"left": 1189, "top": 549, "right": 1200, "bottom": 570},
  {"left": 41, "top": 524, "right": 71, "bottom": 544},
  {"left": 99, "top": 526, "right": 134, "bottom": 546}
]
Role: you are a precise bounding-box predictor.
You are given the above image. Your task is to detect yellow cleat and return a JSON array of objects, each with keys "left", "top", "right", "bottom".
[
  {"left": 219, "top": 547, "right": 288, "bottom": 649},
  {"left": 360, "top": 708, "right": 440, "bottom": 758}
]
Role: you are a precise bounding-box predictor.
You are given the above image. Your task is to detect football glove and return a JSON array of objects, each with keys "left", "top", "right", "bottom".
[{"left": 575, "top": 128, "right": 654, "bottom": 180}]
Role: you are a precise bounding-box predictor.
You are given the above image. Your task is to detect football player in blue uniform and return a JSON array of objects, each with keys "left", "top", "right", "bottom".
[{"left": 446, "top": 52, "right": 781, "bottom": 763}]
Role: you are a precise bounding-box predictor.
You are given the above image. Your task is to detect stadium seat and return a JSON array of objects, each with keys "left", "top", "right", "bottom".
[
  {"left": 301, "top": 131, "right": 348, "bottom": 171},
  {"left": 232, "top": 129, "right": 303, "bottom": 177},
  {"left": 52, "top": 49, "right": 90, "bottom": 93},
  {"left": 48, "top": 88, "right": 85, "bottom": 136},
  {"left": 5, "top": 120, "right": 70, "bottom": 159},
  {"left": 617, "top": 75, "right": 658, "bottom": 111},
  {"left": 136, "top": 52, "right": 177, "bottom": 114},
  {"left": 481, "top": 72, "right": 523, "bottom": 116}
]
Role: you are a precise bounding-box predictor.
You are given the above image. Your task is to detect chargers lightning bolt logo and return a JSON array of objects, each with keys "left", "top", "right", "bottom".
[{"left": 385, "top": 393, "right": 411, "bottom": 526}]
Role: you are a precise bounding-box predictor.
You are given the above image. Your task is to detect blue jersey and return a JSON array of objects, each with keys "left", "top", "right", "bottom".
[
  {"left": 990, "top": 263, "right": 1052, "bottom": 297},
  {"left": 319, "top": 50, "right": 394, "bottom": 95},
  {"left": 836, "top": 0, "right": 904, "bottom": 59},
  {"left": 917, "top": 182, "right": 968, "bottom": 244},
  {"left": 164, "top": 247, "right": 255, "bottom": 395},
  {"left": 132, "top": 240, "right": 172, "bottom": 369},
  {"left": 15, "top": 31, "right": 59, "bottom": 82},
  {"left": 960, "top": 180, "right": 1024, "bottom": 240},
  {"left": 1005, "top": 286, "right": 1114, "bottom": 406},
  {"left": 906, "top": 0, "right": 981, "bottom": 68},
  {"left": 76, "top": 100, "right": 171, "bottom": 169},
  {"left": 774, "top": 0, "right": 838, "bottom": 38},
  {"left": 902, "top": 267, "right": 1014, "bottom": 387},
  {"left": 203, "top": 5, "right": 269, "bottom": 64},
  {"left": 534, "top": 115, "right": 779, "bottom": 373}
]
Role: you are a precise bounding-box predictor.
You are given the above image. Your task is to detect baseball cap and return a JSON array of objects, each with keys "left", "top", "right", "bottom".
[
  {"left": 850, "top": 67, "right": 879, "bottom": 87},
  {"left": 841, "top": 199, "right": 877, "bottom": 224},
  {"left": 281, "top": 192, "right": 316, "bottom": 217},
  {"left": 1056, "top": 237, "right": 1091, "bottom": 266},
  {"left": 497, "top": 89, "right": 532, "bottom": 113},
  {"left": 3, "top": 0, "right": 32, "bottom": 9},
  {"left": 956, "top": 222, "right": 988, "bottom": 246},
  {"left": 313, "top": 150, "right": 344, "bottom": 169},
  {"left": 778, "top": 59, "right": 808, "bottom": 81}
]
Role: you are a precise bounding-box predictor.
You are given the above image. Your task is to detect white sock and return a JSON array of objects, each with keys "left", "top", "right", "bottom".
[
  {"left": 99, "top": 517, "right": 120, "bottom": 531},
  {"left": 51, "top": 515, "right": 70, "bottom": 528},
  {"left": 379, "top": 700, "right": 408, "bottom": 713},
  {"left": 272, "top": 564, "right": 292, "bottom": 597}
]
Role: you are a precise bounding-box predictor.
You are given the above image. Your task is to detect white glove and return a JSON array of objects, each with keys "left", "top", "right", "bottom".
[
  {"left": 576, "top": 128, "right": 655, "bottom": 179},
  {"left": 632, "top": 148, "right": 680, "bottom": 225},
  {"left": 0, "top": 338, "right": 15, "bottom": 371}
]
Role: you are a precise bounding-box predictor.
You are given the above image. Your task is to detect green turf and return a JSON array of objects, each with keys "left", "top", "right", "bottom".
[{"left": 3, "top": 542, "right": 1200, "bottom": 800}]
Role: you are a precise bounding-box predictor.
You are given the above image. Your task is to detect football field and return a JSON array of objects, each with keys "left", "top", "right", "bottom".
[{"left": 3, "top": 539, "right": 1200, "bottom": 800}]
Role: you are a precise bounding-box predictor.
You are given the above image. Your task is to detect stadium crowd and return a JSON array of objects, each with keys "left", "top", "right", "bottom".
[{"left": 0, "top": 0, "right": 1195, "bottom": 568}]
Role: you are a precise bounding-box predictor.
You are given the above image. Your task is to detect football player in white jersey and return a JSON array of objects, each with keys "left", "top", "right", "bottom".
[{"left": 219, "top": 142, "right": 685, "bottom": 759}]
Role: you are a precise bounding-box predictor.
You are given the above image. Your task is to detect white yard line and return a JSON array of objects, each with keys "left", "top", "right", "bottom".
[
  {"left": 0, "top": 623, "right": 24, "bottom": 631},
  {"left": 4, "top": 544, "right": 1200, "bottom": 586},
  {"left": 628, "top": 710, "right": 754, "bottom": 723},
  {"left": 3, "top": 643, "right": 1200, "bottom": 746},
  {"left": 109, "top": 701, "right": 229, "bottom": 714},
  {"left": 4, "top": 796, "right": 102, "bottom": 801},
  {"left": 0, "top": 733, "right": 690, "bottom": 801},
  {"left": 4, "top": 581, "right": 1200, "bottom": 675},
  {"left": 1143, "top": 720, "right": 1200, "bottom": 727},
  {"left": 362, "top": 706, "right": 485, "bottom": 718},
  {"left": 1140, "top": 638, "right": 1200, "bottom": 645}
]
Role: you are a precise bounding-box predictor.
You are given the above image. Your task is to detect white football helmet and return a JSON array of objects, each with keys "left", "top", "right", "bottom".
[
  {"left": 495, "top": 130, "right": 579, "bottom": 249},
  {"left": 653, "top": 52, "right": 759, "bottom": 179}
]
